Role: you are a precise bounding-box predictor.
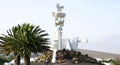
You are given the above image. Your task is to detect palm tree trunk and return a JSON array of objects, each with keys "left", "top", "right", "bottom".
[
  {"left": 14, "top": 52, "right": 20, "bottom": 65},
  {"left": 23, "top": 54, "right": 30, "bottom": 65}
]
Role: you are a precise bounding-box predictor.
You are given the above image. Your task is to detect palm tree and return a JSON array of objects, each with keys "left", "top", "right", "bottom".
[
  {"left": 0, "top": 23, "right": 50, "bottom": 65},
  {"left": 0, "top": 26, "right": 23, "bottom": 65},
  {"left": 0, "top": 35, "right": 21, "bottom": 65}
]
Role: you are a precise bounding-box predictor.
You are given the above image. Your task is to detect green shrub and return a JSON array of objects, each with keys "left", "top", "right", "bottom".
[
  {"left": 0, "top": 57, "right": 9, "bottom": 65},
  {"left": 112, "top": 58, "right": 120, "bottom": 65},
  {"left": 99, "top": 59, "right": 112, "bottom": 63}
]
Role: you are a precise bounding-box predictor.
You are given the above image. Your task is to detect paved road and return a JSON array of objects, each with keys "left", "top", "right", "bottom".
[{"left": 31, "top": 62, "right": 104, "bottom": 65}]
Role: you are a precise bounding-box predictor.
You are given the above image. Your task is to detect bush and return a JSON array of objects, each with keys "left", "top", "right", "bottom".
[
  {"left": 0, "top": 57, "right": 9, "bottom": 65},
  {"left": 112, "top": 58, "right": 120, "bottom": 65},
  {"left": 99, "top": 59, "right": 112, "bottom": 63}
]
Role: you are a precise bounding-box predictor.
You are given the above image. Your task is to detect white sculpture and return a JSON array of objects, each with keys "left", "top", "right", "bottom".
[
  {"left": 68, "top": 37, "right": 79, "bottom": 50},
  {"left": 51, "top": 4, "right": 88, "bottom": 63},
  {"left": 52, "top": 4, "right": 66, "bottom": 50},
  {"left": 51, "top": 49, "right": 57, "bottom": 63}
]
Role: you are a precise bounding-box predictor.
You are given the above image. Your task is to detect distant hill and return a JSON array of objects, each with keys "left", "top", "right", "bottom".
[{"left": 78, "top": 49, "right": 120, "bottom": 59}]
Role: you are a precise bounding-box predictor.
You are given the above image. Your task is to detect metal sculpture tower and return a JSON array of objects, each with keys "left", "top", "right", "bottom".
[{"left": 52, "top": 4, "right": 66, "bottom": 50}]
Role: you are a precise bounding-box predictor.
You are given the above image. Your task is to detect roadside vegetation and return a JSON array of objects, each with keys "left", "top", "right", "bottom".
[
  {"left": 99, "top": 57, "right": 120, "bottom": 65},
  {"left": 112, "top": 58, "right": 120, "bottom": 65}
]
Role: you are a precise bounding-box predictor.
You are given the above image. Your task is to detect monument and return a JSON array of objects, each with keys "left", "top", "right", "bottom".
[
  {"left": 36, "top": 3, "right": 103, "bottom": 65},
  {"left": 52, "top": 4, "right": 66, "bottom": 50},
  {"left": 52, "top": 4, "right": 88, "bottom": 51}
]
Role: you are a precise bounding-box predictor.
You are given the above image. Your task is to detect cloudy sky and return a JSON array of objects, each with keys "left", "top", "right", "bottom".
[{"left": 0, "top": 0, "right": 120, "bottom": 54}]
